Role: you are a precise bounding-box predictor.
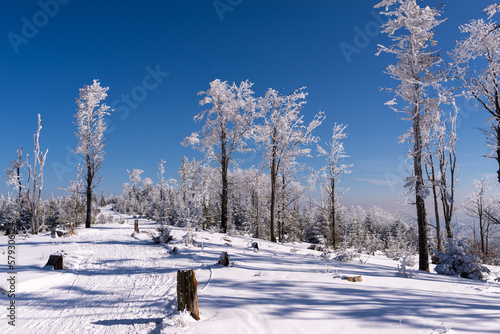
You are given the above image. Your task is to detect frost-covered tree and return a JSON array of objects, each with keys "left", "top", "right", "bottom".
[
  {"left": 75, "top": 80, "right": 110, "bottom": 228},
  {"left": 127, "top": 168, "right": 143, "bottom": 214},
  {"left": 317, "top": 123, "right": 353, "bottom": 248},
  {"left": 184, "top": 79, "right": 257, "bottom": 233},
  {"left": 26, "top": 114, "right": 48, "bottom": 234},
  {"left": 452, "top": 4, "right": 500, "bottom": 183},
  {"left": 5, "top": 147, "right": 24, "bottom": 201},
  {"left": 375, "top": 0, "right": 446, "bottom": 272},
  {"left": 62, "top": 164, "right": 83, "bottom": 235},
  {"left": 254, "top": 87, "right": 324, "bottom": 242},
  {"left": 464, "top": 178, "right": 499, "bottom": 261},
  {"left": 423, "top": 99, "right": 458, "bottom": 251}
]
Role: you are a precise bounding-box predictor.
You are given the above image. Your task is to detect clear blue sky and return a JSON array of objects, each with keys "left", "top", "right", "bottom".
[{"left": 0, "top": 0, "right": 497, "bottom": 215}]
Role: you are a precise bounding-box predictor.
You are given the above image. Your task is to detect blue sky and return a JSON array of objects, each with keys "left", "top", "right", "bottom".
[{"left": 0, "top": 0, "right": 498, "bottom": 215}]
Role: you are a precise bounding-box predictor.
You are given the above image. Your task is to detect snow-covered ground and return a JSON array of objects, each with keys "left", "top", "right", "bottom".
[{"left": 1, "top": 206, "right": 499, "bottom": 334}]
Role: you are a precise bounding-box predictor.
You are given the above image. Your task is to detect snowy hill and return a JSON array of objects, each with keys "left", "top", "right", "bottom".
[{"left": 1, "top": 206, "right": 499, "bottom": 334}]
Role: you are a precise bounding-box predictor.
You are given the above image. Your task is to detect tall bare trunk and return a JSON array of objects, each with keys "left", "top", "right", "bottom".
[
  {"left": 270, "top": 143, "right": 277, "bottom": 243},
  {"left": 331, "top": 176, "right": 336, "bottom": 249},
  {"left": 220, "top": 130, "right": 228, "bottom": 234},
  {"left": 85, "top": 163, "right": 92, "bottom": 229},
  {"left": 413, "top": 108, "right": 430, "bottom": 272}
]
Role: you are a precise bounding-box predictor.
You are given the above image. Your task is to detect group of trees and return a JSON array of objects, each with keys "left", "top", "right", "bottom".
[
  {"left": 2, "top": 1, "right": 500, "bottom": 274},
  {"left": 375, "top": 0, "right": 500, "bottom": 270},
  {"left": 3, "top": 80, "right": 109, "bottom": 234}
]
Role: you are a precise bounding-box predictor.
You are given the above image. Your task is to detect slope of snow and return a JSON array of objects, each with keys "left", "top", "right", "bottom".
[{"left": 1, "top": 206, "right": 499, "bottom": 334}]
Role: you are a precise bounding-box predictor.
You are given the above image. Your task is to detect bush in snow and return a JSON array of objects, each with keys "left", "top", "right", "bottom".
[
  {"left": 396, "top": 250, "right": 416, "bottom": 278},
  {"left": 434, "top": 238, "right": 490, "bottom": 281},
  {"left": 334, "top": 240, "right": 359, "bottom": 262}
]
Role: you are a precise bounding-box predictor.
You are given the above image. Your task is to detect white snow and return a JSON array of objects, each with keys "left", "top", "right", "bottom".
[{"left": 1, "top": 206, "right": 499, "bottom": 333}]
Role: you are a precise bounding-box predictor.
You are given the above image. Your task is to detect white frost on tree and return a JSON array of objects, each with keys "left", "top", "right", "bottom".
[
  {"left": 26, "top": 114, "right": 48, "bottom": 234},
  {"left": 452, "top": 5, "right": 500, "bottom": 182},
  {"left": 316, "top": 123, "right": 353, "bottom": 248},
  {"left": 183, "top": 79, "right": 257, "bottom": 233},
  {"left": 75, "top": 79, "right": 111, "bottom": 228},
  {"left": 375, "top": 0, "right": 446, "bottom": 272},
  {"left": 254, "top": 87, "right": 325, "bottom": 242}
]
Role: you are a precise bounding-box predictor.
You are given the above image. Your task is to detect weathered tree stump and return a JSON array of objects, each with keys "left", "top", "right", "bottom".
[
  {"left": 45, "top": 254, "right": 63, "bottom": 270},
  {"left": 177, "top": 269, "right": 200, "bottom": 320},
  {"left": 343, "top": 275, "right": 363, "bottom": 282},
  {"left": 251, "top": 242, "right": 259, "bottom": 251},
  {"left": 218, "top": 251, "right": 229, "bottom": 266},
  {"left": 134, "top": 219, "right": 139, "bottom": 233}
]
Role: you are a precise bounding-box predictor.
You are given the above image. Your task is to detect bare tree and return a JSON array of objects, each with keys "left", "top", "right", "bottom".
[
  {"left": 184, "top": 79, "right": 257, "bottom": 233},
  {"left": 465, "top": 178, "right": 499, "bottom": 260},
  {"left": 75, "top": 80, "right": 110, "bottom": 228},
  {"left": 375, "top": 0, "right": 446, "bottom": 272},
  {"left": 26, "top": 114, "right": 48, "bottom": 234}
]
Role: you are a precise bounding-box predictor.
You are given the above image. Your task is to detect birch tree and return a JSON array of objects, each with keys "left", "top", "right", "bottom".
[
  {"left": 317, "top": 123, "right": 353, "bottom": 249},
  {"left": 75, "top": 79, "right": 110, "bottom": 228},
  {"left": 375, "top": 0, "right": 446, "bottom": 271},
  {"left": 452, "top": 4, "right": 500, "bottom": 183},
  {"left": 183, "top": 79, "right": 257, "bottom": 233},
  {"left": 254, "top": 87, "right": 324, "bottom": 242}
]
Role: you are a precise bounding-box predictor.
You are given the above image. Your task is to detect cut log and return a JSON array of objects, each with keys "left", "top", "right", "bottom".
[
  {"left": 45, "top": 254, "right": 63, "bottom": 270},
  {"left": 177, "top": 269, "right": 200, "bottom": 320},
  {"left": 134, "top": 219, "right": 140, "bottom": 233},
  {"left": 343, "top": 275, "right": 362, "bottom": 282},
  {"left": 218, "top": 251, "right": 229, "bottom": 266}
]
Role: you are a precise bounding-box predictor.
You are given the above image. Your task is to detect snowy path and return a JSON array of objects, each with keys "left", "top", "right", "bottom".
[{"left": 12, "top": 210, "right": 178, "bottom": 334}]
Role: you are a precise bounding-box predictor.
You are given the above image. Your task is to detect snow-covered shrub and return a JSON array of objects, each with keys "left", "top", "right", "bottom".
[
  {"left": 155, "top": 224, "right": 173, "bottom": 244},
  {"left": 175, "top": 309, "right": 192, "bottom": 327},
  {"left": 434, "top": 238, "right": 490, "bottom": 281},
  {"left": 396, "top": 251, "right": 416, "bottom": 278},
  {"left": 334, "top": 247, "right": 359, "bottom": 263},
  {"left": 183, "top": 230, "right": 194, "bottom": 246}
]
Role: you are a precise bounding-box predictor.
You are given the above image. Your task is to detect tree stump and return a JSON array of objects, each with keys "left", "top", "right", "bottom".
[
  {"left": 343, "top": 275, "right": 362, "bottom": 282},
  {"left": 177, "top": 269, "right": 200, "bottom": 320},
  {"left": 251, "top": 242, "right": 259, "bottom": 251},
  {"left": 218, "top": 251, "right": 229, "bottom": 266},
  {"left": 45, "top": 254, "right": 63, "bottom": 270},
  {"left": 134, "top": 219, "right": 139, "bottom": 233}
]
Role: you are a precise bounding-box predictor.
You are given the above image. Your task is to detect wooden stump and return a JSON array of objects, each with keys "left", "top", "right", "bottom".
[
  {"left": 218, "top": 251, "right": 229, "bottom": 266},
  {"left": 251, "top": 242, "right": 259, "bottom": 251},
  {"left": 343, "top": 275, "right": 362, "bottom": 282},
  {"left": 177, "top": 269, "right": 200, "bottom": 320},
  {"left": 46, "top": 255, "right": 63, "bottom": 270},
  {"left": 134, "top": 219, "right": 139, "bottom": 233}
]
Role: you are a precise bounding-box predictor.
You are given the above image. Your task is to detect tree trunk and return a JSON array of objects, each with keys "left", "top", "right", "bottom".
[
  {"left": 413, "top": 110, "right": 430, "bottom": 272},
  {"left": 220, "top": 131, "right": 228, "bottom": 234},
  {"left": 479, "top": 210, "right": 486, "bottom": 255},
  {"left": 331, "top": 176, "right": 336, "bottom": 249},
  {"left": 85, "top": 165, "right": 93, "bottom": 229},
  {"left": 270, "top": 156, "right": 277, "bottom": 243},
  {"left": 429, "top": 156, "right": 442, "bottom": 253},
  {"left": 177, "top": 269, "right": 200, "bottom": 321},
  {"left": 496, "top": 120, "right": 500, "bottom": 184}
]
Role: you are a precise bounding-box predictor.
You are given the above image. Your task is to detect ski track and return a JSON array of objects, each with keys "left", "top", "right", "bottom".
[{"left": 16, "top": 214, "right": 178, "bottom": 334}]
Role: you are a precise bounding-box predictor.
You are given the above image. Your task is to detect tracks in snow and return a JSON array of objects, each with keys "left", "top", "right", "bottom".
[{"left": 16, "top": 216, "right": 178, "bottom": 334}]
